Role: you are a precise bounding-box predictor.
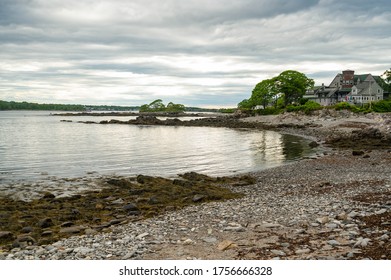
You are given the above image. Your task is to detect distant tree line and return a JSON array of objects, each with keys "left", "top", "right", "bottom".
[
  {"left": 0, "top": 100, "right": 86, "bottom": 111},
  {"left": 0, "top": 100, "right": 141, "bottom": 111}
]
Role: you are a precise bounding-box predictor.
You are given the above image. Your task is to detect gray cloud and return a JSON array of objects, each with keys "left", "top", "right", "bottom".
[{"left": 0, "top": 0, "right": 390, "bottom": 107}]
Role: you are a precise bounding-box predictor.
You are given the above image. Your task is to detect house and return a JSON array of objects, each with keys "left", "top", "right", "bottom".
[{"left": 305, "top": 70, "right": 384, "bottom": 106}]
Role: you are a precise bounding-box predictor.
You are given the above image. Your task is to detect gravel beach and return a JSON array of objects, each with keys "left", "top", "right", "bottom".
[{"left": 1, "top": 110, "right": 390, "bottom": 260}]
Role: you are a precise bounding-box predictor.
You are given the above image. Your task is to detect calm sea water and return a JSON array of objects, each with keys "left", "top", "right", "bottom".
[{"left": 0, "top": 111, "right": 317, "bottom": 184}]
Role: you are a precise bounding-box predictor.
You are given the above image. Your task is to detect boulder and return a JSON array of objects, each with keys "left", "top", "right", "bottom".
[{"left": 38, "top": 218, "right": 53, "bottom": 228}]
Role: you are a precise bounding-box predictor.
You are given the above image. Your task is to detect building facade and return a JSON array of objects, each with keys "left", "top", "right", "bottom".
[{"left": 306, "top": 70, "right": 384, "bottom": 106}]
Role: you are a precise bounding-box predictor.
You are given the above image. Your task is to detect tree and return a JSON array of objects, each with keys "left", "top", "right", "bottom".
[
  {"left": 148, "top": 99, "right": 166, "bottom": 111},
  {"left": 166, "top": 102, "right": 185, "bottom": 112},
  {"left": 139, "top": 99, "right": 186, "bottom": 113},
  {"left": 237, "top": 98, "right": 254, "bottom": 110},
  {"left": 250, "top": 78, "right": 278, "bottom": 109},
  {"left": 275, "top": 70, "right": 314, "bottom": 106},
  {"left": 382, "top": 68, "right": 391, "bottom": 93}
]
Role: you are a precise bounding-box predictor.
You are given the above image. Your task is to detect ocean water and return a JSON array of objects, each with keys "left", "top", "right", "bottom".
[{"left": 0, "top": 111, "right": 317, "bottom": 184}]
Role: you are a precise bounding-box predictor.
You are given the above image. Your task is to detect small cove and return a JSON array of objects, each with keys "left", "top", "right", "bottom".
[{"left": 0, "top": 111, "right": 319, "bottom": 198}]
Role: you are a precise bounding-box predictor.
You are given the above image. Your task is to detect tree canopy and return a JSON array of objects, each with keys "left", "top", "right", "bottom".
[
  {"left": 238, "top": 70, "right": 314, "bottom": 109},
  {"left": 139, "top": 99, "right": 185, "bottom": 113}
]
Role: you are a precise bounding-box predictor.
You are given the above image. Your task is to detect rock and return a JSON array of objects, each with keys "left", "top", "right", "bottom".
[
  {"left": 60, "top": 221, "right": 74, "bottom": 228},
  {"left": 316, "top": 216, "right": 330, "bottom": 224},
  {"left": 42, "top": 192, "right": 55, "bottom": 199},
  {"left": 309, "top": 141, "right": 319, "bottom": 148},
  {"left": 375, "top": 209, "right": 387, "bottom": 215},
  {"left": 348, "top": 211, "right": 359, "bottom": 218},
  {"left": 202, "top": 237, "right": 217, "bottom": 243},
  {"left": 271, "top": 250, "right": 286, "bottom": 256},
  {"left": 60, "top": 226, "right": 82, "bottom": 234},
  {"left": 16, "top": 235, "right": 36, "bottom": 245},
  {"left": 327, "top": 240, "right": 340, "bottom": 246},
  {"left": 336, "top": 213, "right": 348, "bottom": 221},
  {"left": 295, "top": 249, "right": 311, "bottom": 254},
  {"left": 325, "top": 223, "right": 338, "bottom": 229},
  {"left": 217, "top": 240, "right": 236, "bottom": 251},
  {"left": 183, "top": 239, "right": 193, "bottom": 245},
  {"left": 41, "top": 231, "right": 53, "bottom": 237},
  {"left": 352, "top": 150, "right": 365, "bottom": 156},
  {"left": 192, "top": 194, "right": 206, "bottom": 203},
  {"left": 354, "top": 237, "right": 371, "bottom": 247},
  {"left": 111, "top": 198, "right": 124, "bottom": 205},
  {"left": 21, "top": 227, "right": 33, "bottom": 233},
  {"left": 262, "top": 223, "right": 282, "bottom": 228},
  {"left": 378, "top": 234, "right": 389, "bottom": 241},
  {"left": 136, "top": 233, "right": 149, "bottom": 240},
  {"left": 0, "top": 231, "right": 14, "bottom": 241},
  {"left": 123, "top": 203, "right": 139, "bottom": 211},
  {"left": 224, "top": 226, "right": 245, "bottom": 232},
  {"left": 38, "top": 218, "right": 53, "bottom": 228}
]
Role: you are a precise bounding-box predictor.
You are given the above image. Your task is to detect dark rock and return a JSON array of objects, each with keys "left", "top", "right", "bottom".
[
  {"left": 38, "top": 218, "right": 53, "bottom": 228},
  {"left": 173, "top": 179, "right": 194, "bottom": 187},
  {"left": 352, "top": 150, "right": 365, "bottom": 156},
  {"left": 42, "top": 192, "right": 55, "bottom": 199},
  {"left": 0, "top": 231, "right": 14, "bottom": 241},
  {"left": 136, "top": 175, "right": 155, "bottom": 184},
  {"left": 109, "top": 219, "right": 124, "bottom": 225},
  {"left": 123, "top": 203, "right": 139, "bottom": 212},
  {"left": 148, "top": 196, "right": 159, "bottom": 205},
  {"left": 309, "top": 141, "right": 319, "bottom": 148},
  {"left": 126, "top": 210, "right": 141, "bottom": 216},
  {"left": 71, "top": 208, "right": 81, "bottom": 215},
  {"left": 21, "top": 226, "right": 33, "bottom": 233},
  {"left": 16, "top": 235, "right": 36, "bottom": 245}
]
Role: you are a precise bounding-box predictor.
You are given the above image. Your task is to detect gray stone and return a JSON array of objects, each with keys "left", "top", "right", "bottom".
[
  {"left": 375, "top": 209, "right": 387, "bottom": 215},
  {"left": 59, "top": 226, "right": 82, "bottom": 234},
  {"left": 327, "top": 240, "right": 340, "bottom": 246},
  {"left": 123, "top": 203, "right": 139, "bottom": 211},
  {"left": 202, "top": 237, "right": 217, "bottom": 243},
  {"left": 271, "top": 250, "right": 286, "bottom": 256},
  {"left": 295, "top": 249, "right": 311, "bottom": 254},
  {"left": 192, "top": 194, "right": 206, "bottom": 202}
]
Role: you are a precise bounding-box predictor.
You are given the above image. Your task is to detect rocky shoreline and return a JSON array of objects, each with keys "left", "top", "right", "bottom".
[{"left": 1, "top": 110, "right": 390, "bottom": 260}]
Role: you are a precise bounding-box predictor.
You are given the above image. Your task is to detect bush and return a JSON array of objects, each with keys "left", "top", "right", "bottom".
[
  {"left": 372, "top": 100, "right": 391, "bottom": 112},
  {"left": 286, "top": 100, "right": 322, "bottom": 115},
  {"left": 334, "top": 102, "right": 354, "bottom": 111},
  {"left": 255, "top": 107, "right": 283, "bottom": 115}
]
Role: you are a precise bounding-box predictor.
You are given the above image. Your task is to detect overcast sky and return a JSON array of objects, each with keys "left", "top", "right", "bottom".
[{"left": 0, "top": 0, "right": 390, "bottom": 107}]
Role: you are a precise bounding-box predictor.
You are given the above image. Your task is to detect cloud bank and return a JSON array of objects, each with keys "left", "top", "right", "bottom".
[{"left": 0, "top": 0, "right": 390, "bottom": 107}]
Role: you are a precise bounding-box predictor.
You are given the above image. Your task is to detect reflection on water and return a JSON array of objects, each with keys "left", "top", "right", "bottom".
[{"left": 0, "top": 111, "right": 318, "bottom": 184}]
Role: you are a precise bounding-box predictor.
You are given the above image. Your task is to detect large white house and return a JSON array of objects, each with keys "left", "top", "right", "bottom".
[{"left": 306, "top": 70, "right": 384, "bottom": 106}]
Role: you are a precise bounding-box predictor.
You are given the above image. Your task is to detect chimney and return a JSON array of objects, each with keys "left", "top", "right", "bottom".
[{"left": 342, "top": 69, "right": 354, "bottom": 88}]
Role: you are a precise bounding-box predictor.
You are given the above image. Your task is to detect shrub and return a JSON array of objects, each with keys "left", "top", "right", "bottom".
[
  {"left": 255, "top": 107, "right": 283, "bottom": 115},
  {"left": 334, "top": 102, "right": 354, "bottom": 111},
  {"left": 286, "top": 100, "right": 322, "bottom": 114},
  {"left": 372, "top": 100, "right": 391, "bottom": 112}
]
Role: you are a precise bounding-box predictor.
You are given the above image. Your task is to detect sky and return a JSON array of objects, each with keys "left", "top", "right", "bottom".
[{"left": 0, "top": 0, "right": 390, "bottom": 108}]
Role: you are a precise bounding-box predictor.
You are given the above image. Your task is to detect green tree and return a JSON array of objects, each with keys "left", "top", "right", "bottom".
[
  {"left": 250, "top": 78, "right": 278, "bottom": 109},
  {"left": 237, "top": 98, "right": 254, "bottom": 110},
  {"left": 275, "top": 70, "right": 314, "bottom": 106},
  {"left": 148, "top": 99, "right": 166, "bottom": 111},
  {"left": 166, "top": 102, "right": 185, "bottom": 112},
  {"left": 382, "top": 68, "right": 391, "bottom": 93}
]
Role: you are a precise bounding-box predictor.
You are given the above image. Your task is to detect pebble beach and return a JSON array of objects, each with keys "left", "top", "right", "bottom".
[{"left": 1, "top": 110, "right": 390, "bottom": 260}]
